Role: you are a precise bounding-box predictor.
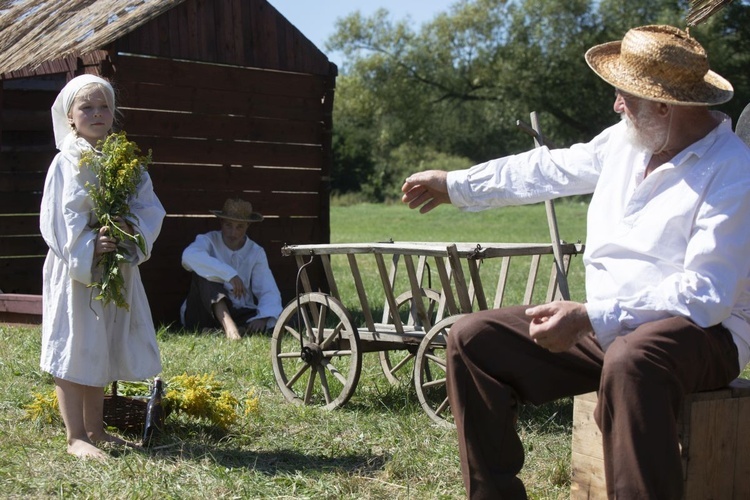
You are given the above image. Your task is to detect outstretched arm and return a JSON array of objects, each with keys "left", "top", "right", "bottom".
[{"left": 401, "top": 170, "right": 451, "bottom": 214}]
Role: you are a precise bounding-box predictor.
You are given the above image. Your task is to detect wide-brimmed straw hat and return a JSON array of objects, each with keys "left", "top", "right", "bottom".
[
  {"left": 210, "top": 198, "right": 263, "bottom": 223},
  {"left": 585, "top": 25, "right": 733, "bottom": 106}
]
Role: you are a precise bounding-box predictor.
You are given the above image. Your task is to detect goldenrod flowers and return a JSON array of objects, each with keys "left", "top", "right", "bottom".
[
  {"left": 166, "top": 373, "right": 244, "bottom": 430},
  {"left": 81, "top": 131, "right": 152, "bottom": 310},
  {"left": 24, "top": 374, "right": 261, "bottom": 431}
]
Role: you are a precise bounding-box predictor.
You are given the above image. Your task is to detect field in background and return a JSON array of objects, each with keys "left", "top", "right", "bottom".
[{"left": 329, "top": 200, "right": 588, "bottom": 310}]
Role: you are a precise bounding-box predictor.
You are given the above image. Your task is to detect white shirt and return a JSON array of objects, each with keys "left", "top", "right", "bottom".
[
  {"left": 40, "top": 135, "right": 165, "bottom": 386},
  {"left": 447, "top": 114, "right": 750, "bottom": 369},
  {"left": 182, "top": 230, "right": 282, "bottom": 326}
]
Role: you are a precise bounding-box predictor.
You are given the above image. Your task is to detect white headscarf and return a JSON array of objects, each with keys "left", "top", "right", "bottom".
[{"left": 51, "top": 75, "right": 115, "bottom": 150}]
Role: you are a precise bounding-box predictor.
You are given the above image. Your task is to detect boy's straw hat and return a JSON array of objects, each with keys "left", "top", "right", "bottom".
[
  {"left": 585, "top": 25, "right": 733, "bottom": 106},
  {"left": 210, "top": 198, "right": 263, "bottom": 223}
]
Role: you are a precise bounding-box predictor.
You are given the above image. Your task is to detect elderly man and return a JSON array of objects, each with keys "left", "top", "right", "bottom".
[
  {"left": 181, "top": 198, "right": 282, "bottom": 340},
  {"left": 401, "top": 25, "right": 750, "bottom": 499}
]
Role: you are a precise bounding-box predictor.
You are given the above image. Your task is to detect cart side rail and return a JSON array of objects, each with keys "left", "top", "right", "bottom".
[{"left": 282, "top": 241, "right": 584, "bottom": 337}]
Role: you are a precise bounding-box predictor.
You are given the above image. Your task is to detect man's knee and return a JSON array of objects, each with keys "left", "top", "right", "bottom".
[
  {"left": 447, "top": 307, "right": 529, "bottom": 363},
  {"left": 447, "top": 311, "right": 496, "bottom": 356}
]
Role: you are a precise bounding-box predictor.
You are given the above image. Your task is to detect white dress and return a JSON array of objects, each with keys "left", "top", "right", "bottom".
[{"left": 39, "top": 135, "right": 166, "bottom": 387}]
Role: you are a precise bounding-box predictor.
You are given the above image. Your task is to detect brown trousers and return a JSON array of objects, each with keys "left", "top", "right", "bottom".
[{"left": 446, "top": 305, "right": 739, "bottom": 499}]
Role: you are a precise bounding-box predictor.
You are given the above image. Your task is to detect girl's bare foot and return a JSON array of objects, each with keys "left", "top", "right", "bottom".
[{"left": 68, "top": 438, "right": 108, "bottom": 460}]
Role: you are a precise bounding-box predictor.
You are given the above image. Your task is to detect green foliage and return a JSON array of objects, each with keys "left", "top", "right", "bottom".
[
  {"left": 686, "top": 1, "right": 750, "bottom": 121},
  {"left": 82, "top": 131, "right": 151, "bottom": 310},
  {"left": 364, "top": 144, "right": 471, "bottom": 202},
  {"left": 329, "top": 0, "right": 750, "bottom": 201}
]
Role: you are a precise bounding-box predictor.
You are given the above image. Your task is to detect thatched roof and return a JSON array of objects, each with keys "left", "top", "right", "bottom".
[
  {"left": 687, "top": 0, "right": 734, "bottom": 26},
  {"left": 0, "top": 0, "right": 187, "bottom": 75}
]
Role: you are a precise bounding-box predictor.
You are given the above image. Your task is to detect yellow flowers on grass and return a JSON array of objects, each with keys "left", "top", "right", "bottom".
[
  {"left": 23, "top": 389, "right": 60, "bottom": 425},
  {"left": 24, "top": 374, "right": 261, "bottom": 432},
  {"left": 243, "top": 388, "right": 260, "bottom": 418},
  {"left": 81, "top": 131, "right": 152, "bottom": 310},
  {"left": 166, "top": 373, "right": 261, "bottom": 430},
  {"left": 166, "top": 373, "right": 239, "bottom": 430}
]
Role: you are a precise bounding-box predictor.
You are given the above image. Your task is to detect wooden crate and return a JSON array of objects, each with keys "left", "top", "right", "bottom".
[{"left": 571, "top": 378, "right": 750, "bottom": 499}]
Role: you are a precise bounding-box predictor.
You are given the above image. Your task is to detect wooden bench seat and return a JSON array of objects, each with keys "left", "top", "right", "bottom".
[{"left": 0, "top": 293, "right": 42, "bottom": 324}]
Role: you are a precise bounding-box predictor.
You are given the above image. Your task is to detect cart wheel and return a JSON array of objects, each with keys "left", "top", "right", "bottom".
[
  {"left": 414, "top": 314, "right": 467, "bottom": 428},
  {"left": 271, "top": 292, "right": 362, "bottom": 410},
  {"left": 379, "top": 288, "right": 443, "bottom": 385}
]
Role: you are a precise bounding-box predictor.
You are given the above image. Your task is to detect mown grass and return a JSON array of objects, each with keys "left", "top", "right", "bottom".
[{"left": 2, "top": 200, "right": 588, "bottom": 499}]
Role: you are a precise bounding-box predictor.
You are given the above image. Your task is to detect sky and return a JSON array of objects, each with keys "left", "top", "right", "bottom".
[{"left": 270, "top": 0, "right": 458, "bottom": 67}]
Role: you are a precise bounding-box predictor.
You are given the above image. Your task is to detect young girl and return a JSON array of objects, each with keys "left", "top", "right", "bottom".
[{"left": 40, "top": 75, "right": 165, "bottom": 459}]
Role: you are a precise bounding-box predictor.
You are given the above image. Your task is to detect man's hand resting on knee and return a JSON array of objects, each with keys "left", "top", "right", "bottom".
[{"left": 526, "top": 301, "right": 593, "bottom": 352}]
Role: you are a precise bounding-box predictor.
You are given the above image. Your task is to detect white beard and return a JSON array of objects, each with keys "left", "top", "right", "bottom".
[{"left": 620, "top": 112, "right": 669, "bottom": 154}]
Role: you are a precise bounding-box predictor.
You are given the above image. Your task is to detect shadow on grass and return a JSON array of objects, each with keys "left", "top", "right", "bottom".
[
  {"left": 140, "top": 438, "right": 388, "bottom": 476},
  {"left": 210, "top": 448, "right": 386, "bottom": 476},
  {"left": 119, "top": 419, "right": 388, "bottom": 476},
  {"left": 343, "top": 381, "right": 419, "bottom": 411},
  {"left": 519, "top": 397, "right": 574, "bottom": 435},
  {"left": 289, "top": 379, "right": 573, "bottom": 436}
]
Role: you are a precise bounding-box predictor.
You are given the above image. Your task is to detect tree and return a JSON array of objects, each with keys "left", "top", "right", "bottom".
[{"left": 328, "top": 0, "right": 750, "bottom": 201}]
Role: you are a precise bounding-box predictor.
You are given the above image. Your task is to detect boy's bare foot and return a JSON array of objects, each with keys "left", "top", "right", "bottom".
[
  {"left": 68, "top": 438, "right": 108, "bottom": 460},
  {"left": 225, "top": 326, "right": 241, "bottom": 340},
  {"left": 213, "top": 300, "right": 241, "bottom": 340}
]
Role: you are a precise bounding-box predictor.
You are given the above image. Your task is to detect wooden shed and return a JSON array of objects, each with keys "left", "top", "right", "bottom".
[{"left": 0, "top": 0, "right": 336, "bottom": 325}]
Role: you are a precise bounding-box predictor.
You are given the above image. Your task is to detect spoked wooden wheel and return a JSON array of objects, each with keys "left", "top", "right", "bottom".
[
  {"left": 379, "top": 288, "right": 443, "bottom": 385},
  {"left": 271, "top": 292, "right": 362, "bottom": 410},
  {"left": 414, "top": 314, "right": 467, "bottom": 428}
]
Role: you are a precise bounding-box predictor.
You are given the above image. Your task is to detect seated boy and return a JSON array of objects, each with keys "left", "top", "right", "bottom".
[{"left": 181, "top": 198, "right": 282, "bottom": 339}]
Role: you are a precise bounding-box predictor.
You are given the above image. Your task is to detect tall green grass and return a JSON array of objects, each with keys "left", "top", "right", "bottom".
[
  {"left": 2, "top": 201, "right": 589, "bottom": 499},
  {"left": 331, "top": 200, "right": 587, "bottom": 247}
]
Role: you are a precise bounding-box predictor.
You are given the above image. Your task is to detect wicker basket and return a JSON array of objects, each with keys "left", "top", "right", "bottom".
[{"left": 103, "top": 381, "right": 148, "bottom": 432}]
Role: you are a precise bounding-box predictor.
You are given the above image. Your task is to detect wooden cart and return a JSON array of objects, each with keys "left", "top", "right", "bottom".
[
  {"left": 271, "top": 239, "right": 583, "bottom": 427},
  {"left": 270, "top": 113, "right": 584, "bottom": 427}
]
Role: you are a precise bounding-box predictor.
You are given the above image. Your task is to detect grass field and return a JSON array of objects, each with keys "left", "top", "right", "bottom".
[
  {"left": 3, "top": 200, "right": 587, "bottom": 499},
  {"left": 329, "top": 200, "right": 589, "bottom": 304}
]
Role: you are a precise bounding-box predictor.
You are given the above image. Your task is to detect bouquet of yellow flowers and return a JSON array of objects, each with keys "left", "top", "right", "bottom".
[{"left": 81, "top": 131, "right": 152, "bottom": 311}]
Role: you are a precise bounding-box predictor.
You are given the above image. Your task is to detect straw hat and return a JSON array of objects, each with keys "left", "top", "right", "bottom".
[
  {"left": 585, "top": 25, "right": 733, "bottom": 106},
  {"left": 210, "top": 198, "right": 263, "bottom": 223}
]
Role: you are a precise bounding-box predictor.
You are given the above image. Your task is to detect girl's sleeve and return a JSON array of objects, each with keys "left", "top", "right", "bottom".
[
  {"left": 40, "top": 154, "right": 98, "bottom": 285},
  {"left": 127, "top": 171, "right": 166, "bottom": 264}
]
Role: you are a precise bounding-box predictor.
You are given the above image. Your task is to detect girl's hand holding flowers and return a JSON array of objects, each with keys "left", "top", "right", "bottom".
[
  {"left": 94, "top": 226, "right": 117, "bottom": 258},
  {"left": 111, "top": 216, "right": 134, "bottom": 238},
  {"left": 94, "top": 217, "right": 136, "bottom": 258}
]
